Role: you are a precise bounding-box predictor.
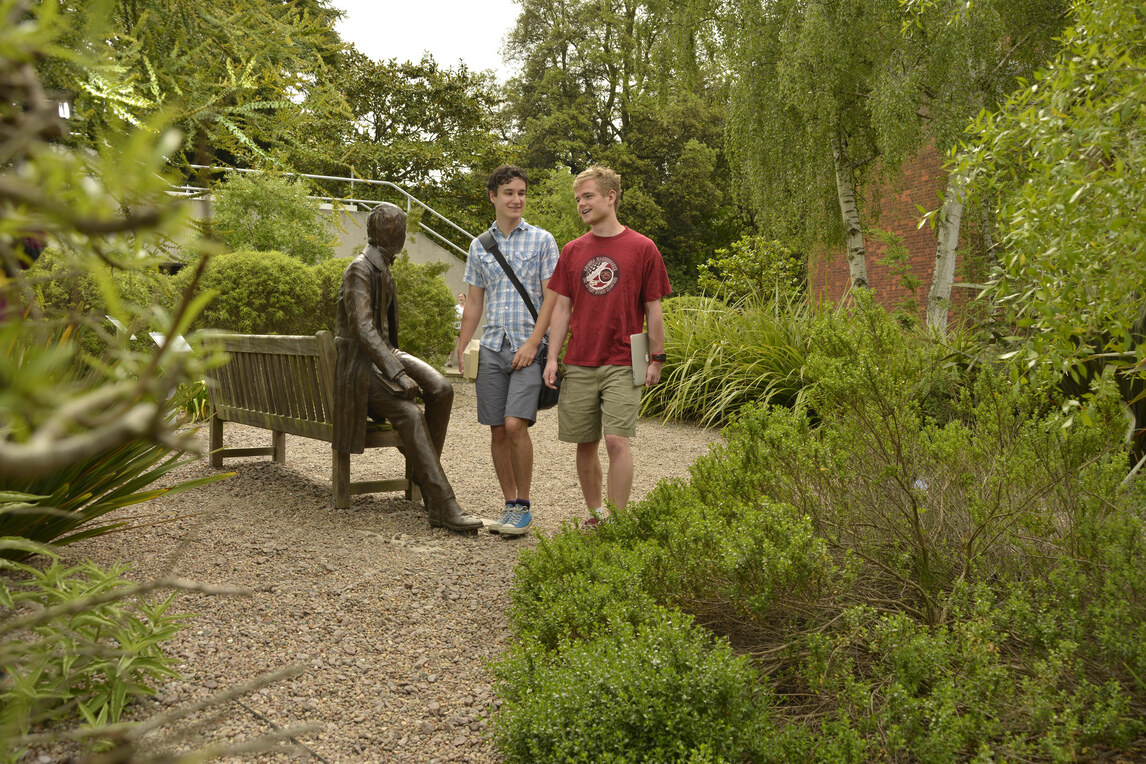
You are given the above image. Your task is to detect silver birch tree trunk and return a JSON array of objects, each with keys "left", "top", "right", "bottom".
[
  {"left": 925, "top": 175, "right": 966, "bottom": 331},
  {"left": 832, "top": 133, "right": 867, "bottom": 289}
]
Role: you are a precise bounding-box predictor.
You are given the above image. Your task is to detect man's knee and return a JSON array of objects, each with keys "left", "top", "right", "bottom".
[
  {"left": 604, "top": 434, "right": 631, "bottom": 459},
  {"left": 369, "top": 395, "right": 421, "bottom": 430},
  {"left": 505, "top": 416, "right": 530, "bottom": 440},
  {"left": 576, "top": 440, "right": 600, "bottom": 459}
]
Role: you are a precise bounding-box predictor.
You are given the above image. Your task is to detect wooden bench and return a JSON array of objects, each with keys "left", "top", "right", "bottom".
[{"left": 206, "top": 330, "right": 419, "bottom": 508}]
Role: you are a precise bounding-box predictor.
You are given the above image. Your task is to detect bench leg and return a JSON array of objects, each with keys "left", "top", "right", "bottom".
[
  {"left": 272, "top": 430, "right": 286, "bottom": 463},
  {"left": 209, "top": 414, "right": 223, "bottom": 469},
  {"left": 405, "top": 457, "right": 420, "bottom": 502},
  {"left": 332, "top": 448, "right": 350, "bottom": 509}
]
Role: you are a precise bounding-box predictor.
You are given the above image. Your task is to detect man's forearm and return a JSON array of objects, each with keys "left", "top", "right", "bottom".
[
  {"left": 523, "top": 286, "right": 557, "bottom": 347},
  {"left": 645, "top": 299, "right": 666, "bottom": 354},
  {"left": 548, "top": 296, "right": 572, "bottom": 358}
]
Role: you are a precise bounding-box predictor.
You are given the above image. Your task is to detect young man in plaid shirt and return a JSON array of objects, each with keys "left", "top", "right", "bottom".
[{"left": 455, "top": 165, "right": 560, "bottom": 535}]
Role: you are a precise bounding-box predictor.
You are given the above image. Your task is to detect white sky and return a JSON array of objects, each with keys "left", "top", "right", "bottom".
[{"left": 332, "top": 0, "right": 522, "bottom": 82}]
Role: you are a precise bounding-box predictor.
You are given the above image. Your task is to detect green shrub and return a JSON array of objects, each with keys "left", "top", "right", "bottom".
[
  {"left": 697, "top": 234, "right": 805, "bottom": 305},
  {"left": 209, "top": 172, "right": 335, "bottom": 265},
  {"left": 29, "top": 248, "right": 167, "bottom": 358},
  {"left": 497, "top": 289, "right": 1146, "bottom": 760},
  {"left": 0, "top": 549, "right": 188, "bottom": 759},
  {"left": 507, "top": 526, "right": 664, "bottom": 651},
  {"left": 174, "top": 250, "right": 320, "bottom": 335},
  {"left": 629, "top": 486, "right": 838, "bottom": 627},
  {"left": 390, "top": 254, "right": 455, "bottom": 366},
  {"left": 493, "top": 608, "right": 768, "bottom": 764},
  {"left": 169, "top": 250, "right": 454, "bottom": 361},
  {"left": 311, "top": 256, "right": 349, "bottom": 333},
  {"left": 306, "top": 254, "right": 454, "bottom": 363}
]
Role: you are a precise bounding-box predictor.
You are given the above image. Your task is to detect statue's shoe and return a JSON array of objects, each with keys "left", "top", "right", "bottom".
[{"left": 428, "top": 498, "right": 483, "bottom": 532}]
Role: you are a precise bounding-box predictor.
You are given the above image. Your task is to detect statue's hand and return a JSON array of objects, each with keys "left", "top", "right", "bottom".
[{"left": 397, "top": 373, "right": 420, "bottom": 400}]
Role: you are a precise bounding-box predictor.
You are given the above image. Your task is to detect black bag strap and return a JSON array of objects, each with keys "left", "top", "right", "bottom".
[{"left": 478, "top": 230, "right": 538, "bottom": 322}]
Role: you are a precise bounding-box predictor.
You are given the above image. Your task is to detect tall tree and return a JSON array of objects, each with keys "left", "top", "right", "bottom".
[
  {"left": 506, "top": 0, "right": 656, "bottom": 171},
  {"left": 718, "top": 0, "right": 1068, "bottom": 312},
  {"left": 326, "top": 49, "right": 505, "bottom": 194},
  {"left": 884, "top": 0, "right": 1069, "bottom": 329},
  {"left": 40, "top": 0, "right": 349, "bottom": 170},
  {"left": 724, "top": 0, "right": 900, "bottom": 291},
  {"left": 504, "top": 0, "right": 745, "bottom": 289}
]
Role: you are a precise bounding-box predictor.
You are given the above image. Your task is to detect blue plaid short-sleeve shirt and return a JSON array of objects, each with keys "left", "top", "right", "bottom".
[{"left": 464, "top": 220, "right": 560, "bottom": 351}]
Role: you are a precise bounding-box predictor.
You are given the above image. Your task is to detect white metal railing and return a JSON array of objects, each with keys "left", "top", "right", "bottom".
[{"left": 179, "top": 165, "right": 475, "bottom": 259}]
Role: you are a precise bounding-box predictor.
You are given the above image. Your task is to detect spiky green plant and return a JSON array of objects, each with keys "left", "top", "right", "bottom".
[
  {"left": 0, "top": 375, "right": 230, "bottom": 562},
  {"left": 171, "top": 380, "right": 212, "bottom": 423},
  {"left": 0, "top": 436, "right": 227, "bottom": 561},
  {"left": 642, "top": 293, "right": 834, "bottom": 426}
]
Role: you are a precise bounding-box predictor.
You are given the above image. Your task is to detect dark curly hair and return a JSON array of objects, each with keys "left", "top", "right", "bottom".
[{"left": 487, "top": 165, "right": 529, "bottom": 193}]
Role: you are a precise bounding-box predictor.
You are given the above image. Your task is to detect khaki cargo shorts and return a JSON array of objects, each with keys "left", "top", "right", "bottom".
[{"left": 557, "top": 364, "right": 641, "bottom": 443}]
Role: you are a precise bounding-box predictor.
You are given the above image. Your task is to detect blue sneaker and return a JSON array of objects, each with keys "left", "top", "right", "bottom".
[
  {"left": 499, "top": 508, "right": 533, "bottom": 536},
  {"left": 488, "top": 504, "right": 515, "bottom": 534}
]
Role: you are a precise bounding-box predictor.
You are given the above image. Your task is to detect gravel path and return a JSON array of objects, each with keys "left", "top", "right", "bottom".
[{"left": 39, "top": 380, "right": 719, "bottom": 763}]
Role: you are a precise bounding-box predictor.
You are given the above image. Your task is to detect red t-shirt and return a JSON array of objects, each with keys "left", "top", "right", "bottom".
[{"left": 548, "top": 227, "right": 672, "bottom": 367}]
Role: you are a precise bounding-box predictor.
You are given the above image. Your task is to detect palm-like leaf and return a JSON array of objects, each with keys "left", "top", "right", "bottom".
[{"left": 1, "top": 422, "right": 230, "bottom": 560}]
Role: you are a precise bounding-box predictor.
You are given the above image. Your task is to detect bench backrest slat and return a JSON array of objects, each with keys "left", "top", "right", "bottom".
[
  {"left": 270, "top": 353, "right": 291, "bottom": 419},
  {"left": 316, "top": 331, "right": 338, "bottom": 419},
  {"left": 207, "top": 333, "right": 338, "bottom": 433},
  {"left": 300, "top": 353, "right": 324, "bottom": 422}
]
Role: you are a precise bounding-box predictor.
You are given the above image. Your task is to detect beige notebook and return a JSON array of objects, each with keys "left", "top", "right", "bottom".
[
  {"left": 463, "top": 339, "right": 481, "bottom": 380},
  {"left": 630, "top": 332, "right": 649, "bottom": 386}
]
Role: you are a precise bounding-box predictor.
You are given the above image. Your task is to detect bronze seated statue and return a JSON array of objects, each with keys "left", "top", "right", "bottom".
[{"left": 332, "top": 202, "right": 482, "bottom": 533}]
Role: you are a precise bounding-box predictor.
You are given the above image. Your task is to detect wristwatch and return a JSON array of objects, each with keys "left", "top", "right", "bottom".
[{"left": 650, "top": 353, "right": 667, "bottom": 363}]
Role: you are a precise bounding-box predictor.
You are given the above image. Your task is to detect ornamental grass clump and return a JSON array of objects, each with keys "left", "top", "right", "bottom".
[{"left": 641, "top": 292, "right": 826, "bottom": 426}]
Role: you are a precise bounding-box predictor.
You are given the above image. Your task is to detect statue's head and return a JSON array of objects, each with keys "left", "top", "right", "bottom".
[{"left": 367, "top": 202, "right": 406, "bottom": 259}]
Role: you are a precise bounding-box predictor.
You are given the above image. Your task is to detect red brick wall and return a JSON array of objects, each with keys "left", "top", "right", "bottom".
[{"left": 809, "top": 145, "right": 971, "bottom": 322}]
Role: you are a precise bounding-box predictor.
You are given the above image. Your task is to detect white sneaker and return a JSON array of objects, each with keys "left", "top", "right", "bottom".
[{"left": 488, "top": 504, "right": 515, "bottom": 534}]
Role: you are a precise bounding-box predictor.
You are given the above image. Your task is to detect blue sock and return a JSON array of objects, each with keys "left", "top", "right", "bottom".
[{"left": 516, "top": 499, "right": 531, "bottom": 510}]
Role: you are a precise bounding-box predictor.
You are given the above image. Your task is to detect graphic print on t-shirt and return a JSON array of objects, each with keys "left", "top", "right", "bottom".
[{"left": 581, "top": 255, "right": 619, "bottom": 295}]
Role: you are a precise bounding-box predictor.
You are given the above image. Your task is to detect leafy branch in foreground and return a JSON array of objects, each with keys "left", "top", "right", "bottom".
[
  {"left": 0, "top": 549, "right": 192, "bottom": 760},
  {"left": 0, "top": 0, "right": 223, "bottom": 480},
  {"left": 951, "top": 0, "right": 1146, "bottom": 464},
  {"left": 0, "top": 548, "right": 316, "bottom": 762}
]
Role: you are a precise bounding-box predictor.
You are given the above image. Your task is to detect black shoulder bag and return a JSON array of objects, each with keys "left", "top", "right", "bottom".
[{"left": 478, "top": 230, "right": 561, "bottom": 410}]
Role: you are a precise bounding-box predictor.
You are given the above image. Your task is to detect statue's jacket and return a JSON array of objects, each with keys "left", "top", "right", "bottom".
[{"left": 333, "top": 245, "right": 405, "bottom": 454}]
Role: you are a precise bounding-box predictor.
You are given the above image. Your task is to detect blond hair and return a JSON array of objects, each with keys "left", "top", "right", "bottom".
[{"left": 574, "top": 165, "right": 622, "bottom": 207}]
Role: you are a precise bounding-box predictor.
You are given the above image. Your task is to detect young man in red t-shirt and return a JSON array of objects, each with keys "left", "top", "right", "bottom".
[{"left": 543, "top": 165, "right": 672, "bottom": 525}]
